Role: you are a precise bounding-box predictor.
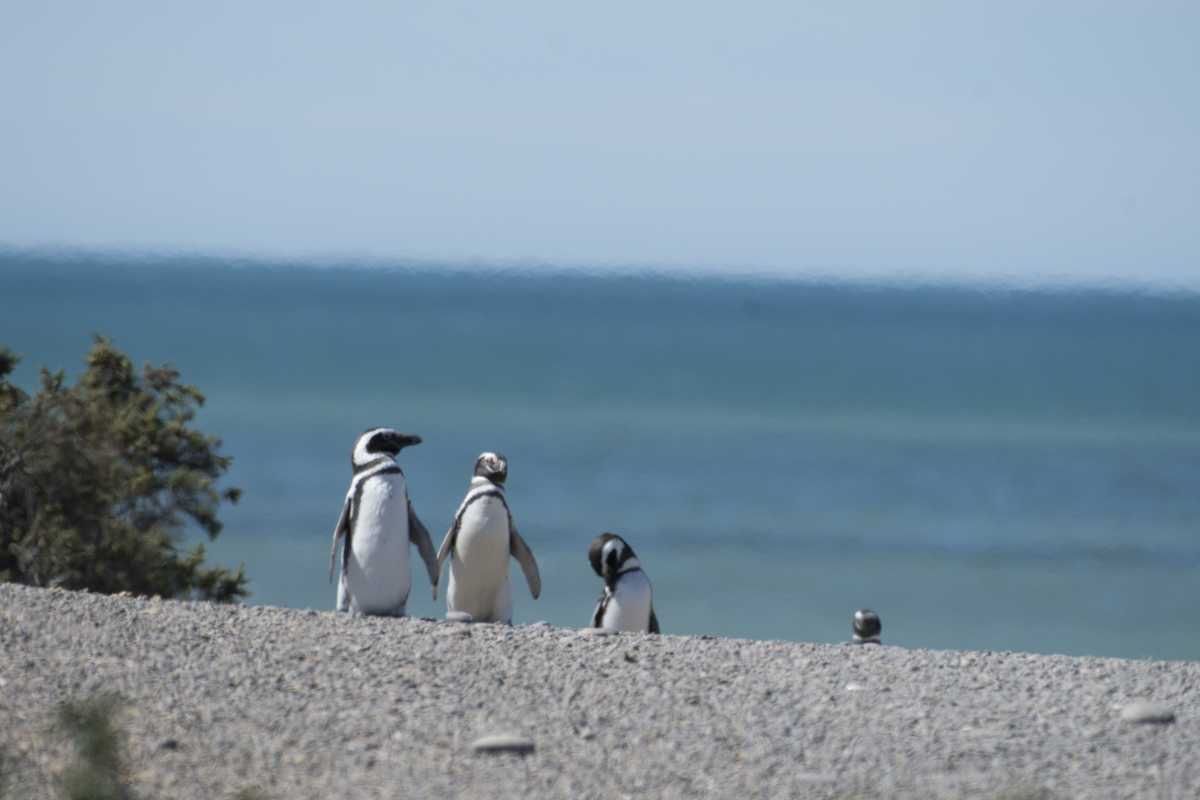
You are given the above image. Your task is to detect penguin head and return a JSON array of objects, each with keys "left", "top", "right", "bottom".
[
  {"left": 473, "top": 452, "right": 508, "bottom": 485},
  {"left": 588, "top": 532, "right": 640, "bottom": 584},
  {"left": 352, "top": 427, "right": 422, "bottom": 469},
  {"left": 852, "top": 609, "right": 882, "bottom": 643}
]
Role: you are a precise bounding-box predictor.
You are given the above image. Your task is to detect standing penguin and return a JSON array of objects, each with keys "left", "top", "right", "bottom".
[
  {"left": 588, "top": 533, "right": 660, "bottom": 634},
  {"left": 433, "top": 452, "right": 540, "bottom": 624},
  {"left": 329, "top": 428, "right": 438, "bottom": 616}
]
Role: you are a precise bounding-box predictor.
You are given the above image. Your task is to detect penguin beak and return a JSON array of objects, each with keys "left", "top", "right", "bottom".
[{"left": 387, "top": 432, "right": 422, "bottom": 452}]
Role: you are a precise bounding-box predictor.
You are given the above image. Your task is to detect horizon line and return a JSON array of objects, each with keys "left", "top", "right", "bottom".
[{"left": 3, "top": 241, "right": 1198, "bottom": 298}]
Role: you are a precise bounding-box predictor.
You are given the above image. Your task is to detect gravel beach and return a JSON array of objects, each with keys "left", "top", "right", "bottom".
[{"left": 1, "top": 583, "right": 1197, "bottom": 799}]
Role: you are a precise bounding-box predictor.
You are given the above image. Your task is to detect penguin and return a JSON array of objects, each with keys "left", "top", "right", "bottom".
[
  {"left": 328, "top": 428, "right": 438, "bottom": 616},
  {"left": 433, "top": 452, "right": 540, "bottom": 624},
  {"left": 851, "top": 609, "right": 882, "bottom": 644},
  {"left": 588, "top": 532, "right": 660, "bottom": 634}
]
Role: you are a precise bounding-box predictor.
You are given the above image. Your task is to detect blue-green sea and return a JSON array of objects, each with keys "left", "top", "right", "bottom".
[{"left": 3, "top": 251, "right": 1199, "bottom": 660}]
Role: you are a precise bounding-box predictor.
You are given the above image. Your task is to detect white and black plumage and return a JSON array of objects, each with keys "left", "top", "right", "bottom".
[
  {"left": 328, "top": 428, "right": 438, "bottom": 616},
  {"left": 433, "top": 452, "right": 540, "bottom": 624},
  {"left": 588, "top": 532, "right": 659, "bottom": 634},
  {"left": 852, "top": 609, "right": 882, "bottom": 644}
]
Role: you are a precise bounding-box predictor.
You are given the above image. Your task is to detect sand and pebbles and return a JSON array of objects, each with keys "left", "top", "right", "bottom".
[{"left": 1, "top": 583, "right": 1196, "bottom": 799}]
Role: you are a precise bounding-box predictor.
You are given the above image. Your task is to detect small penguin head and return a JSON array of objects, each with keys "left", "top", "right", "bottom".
[
  {"left": 473, "top": 452, "right": 508, "bottom": 485},
  {"left": 352, "top": 427, "right": 422, "bottom": 469},
  {"left": 852, "top": 609, "right": 882, "bottom": 643},
  {"left": 588, "top": 532, "right": 639, "bottom": 583}
]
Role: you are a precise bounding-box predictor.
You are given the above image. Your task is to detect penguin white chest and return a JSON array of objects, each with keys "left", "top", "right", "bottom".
[
  {"left": 601, "top": 570, "right": 654, "bottom": 633},
  {"left": 343, "top": 472, "right": 412, "bottom": 614},
  {"left": 447, "top": 496, "right": 511, "bottom": 621}
]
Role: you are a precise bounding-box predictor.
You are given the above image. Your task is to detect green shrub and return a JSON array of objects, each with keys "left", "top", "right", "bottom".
[{"left": 0, "top": 337, "right": 246, "bottom": 601}]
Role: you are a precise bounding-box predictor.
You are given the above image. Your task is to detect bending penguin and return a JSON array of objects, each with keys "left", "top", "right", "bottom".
[
  {"left": 588, "top": 533, "right": 660, "bottom": 634},
  {"left": 329, "top": 428, "right": 438, "bottom": 616},
  {"left": 433, "top": 452, "right": 540, "bottom": 624}
]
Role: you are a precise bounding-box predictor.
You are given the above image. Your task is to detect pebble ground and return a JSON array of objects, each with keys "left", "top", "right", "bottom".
[{"left": 1, "top": 584, "right": 1197, "bottom": 799}]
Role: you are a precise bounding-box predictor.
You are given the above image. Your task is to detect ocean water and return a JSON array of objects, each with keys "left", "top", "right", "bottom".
[{"left": 3, "top": 252, "right": 1199, "bottom": 660}]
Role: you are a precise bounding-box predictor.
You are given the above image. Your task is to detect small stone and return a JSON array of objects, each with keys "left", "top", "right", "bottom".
[
  {"left": 158, "top": 739, "right": 180, "bottom": 751},
  {"left": 470, "top": 734, "right": 535, "bottom": 755},
  {"left": 845, "top": 682, "right": 865, "bottom": 692},
  {"left": 436, "top": 626, "right": 471, "bottom": 638},
  {"left": 1120, "top": 701, "right": 1175, "bottom": 724}
]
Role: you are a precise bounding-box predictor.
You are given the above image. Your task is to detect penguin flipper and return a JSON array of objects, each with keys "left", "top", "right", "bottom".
[
  {"left": 407, "top": 501, "right": 439, "bottom": 588},
  {"left": 648, "top": 607, "right": 661, "bottom": 635},
  {"left": 432, "top": 521, "right": 458, "bottom": 601},
  {"left": 509, "top": 527, "right": 541, "bottom": 599},
  {"left": 329, "top": 495, "right": 352, "bottom": 583},
  {"left": 591, "top": 592, "right": 608, "bottom": 628}
]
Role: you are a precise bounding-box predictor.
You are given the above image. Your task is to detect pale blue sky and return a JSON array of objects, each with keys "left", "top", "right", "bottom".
[{"left": 2, "top": 2, "right": 1197, "bottom": 287}]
